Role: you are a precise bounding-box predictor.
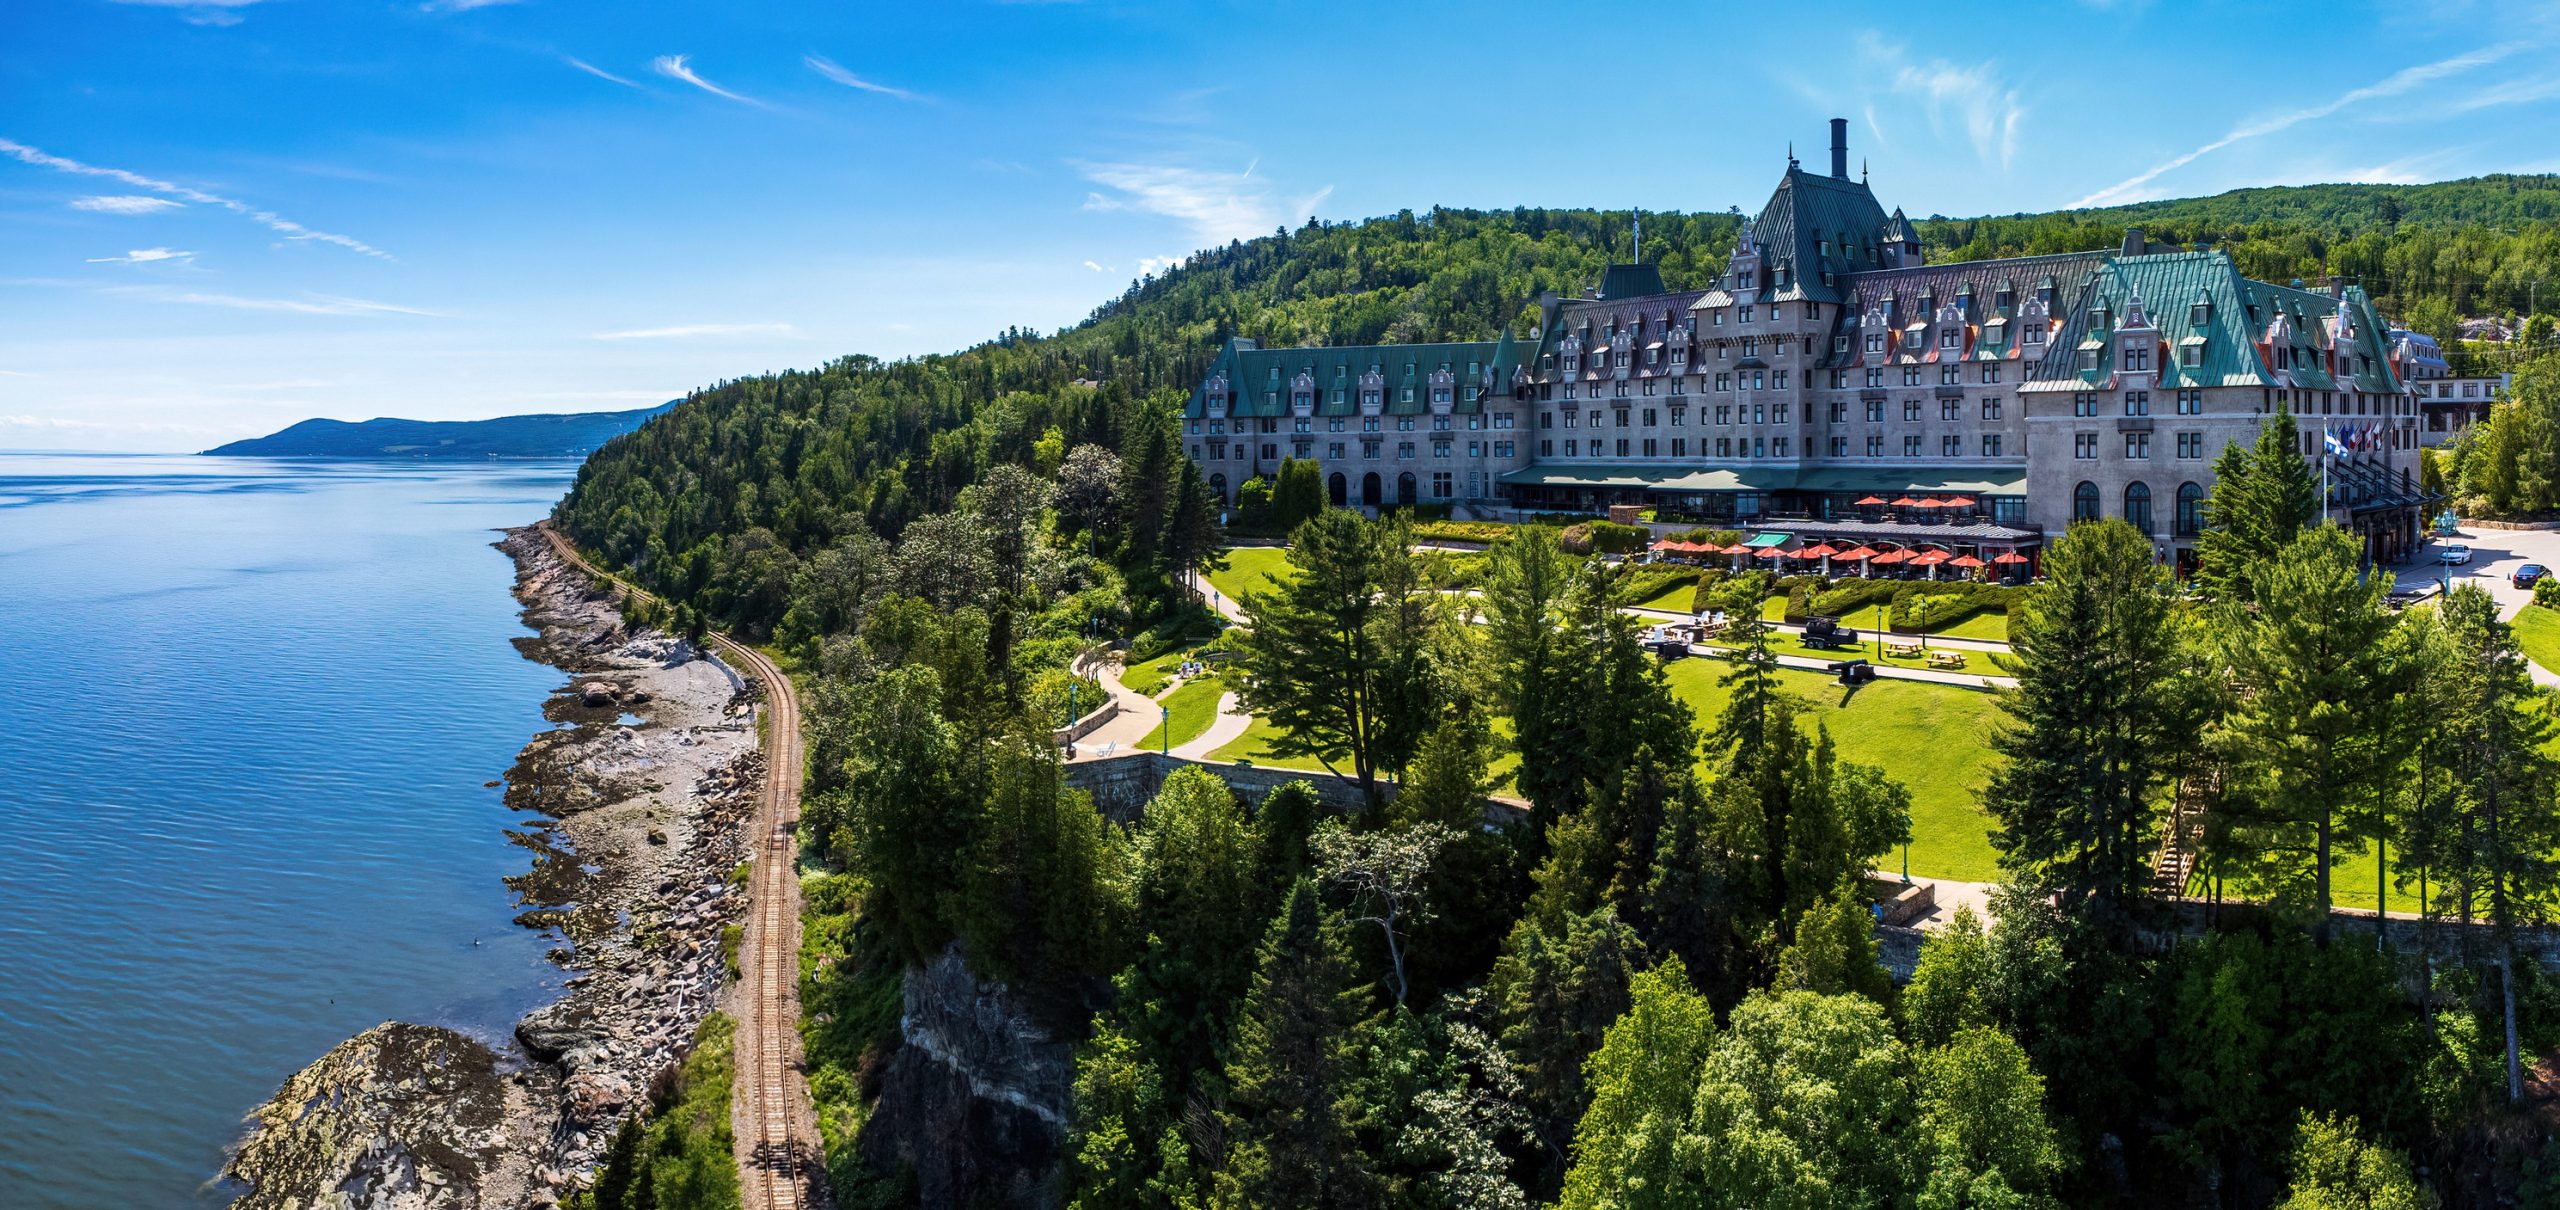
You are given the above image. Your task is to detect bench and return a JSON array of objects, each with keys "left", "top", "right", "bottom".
[
  {"left": 1926, "top": 650, "right": 1968, "bottom": 670},
  {"left": 1887, "top": 642, "right": 1924, "bottom": 660}
]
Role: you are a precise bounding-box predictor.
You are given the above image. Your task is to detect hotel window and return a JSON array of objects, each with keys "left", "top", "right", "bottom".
[
  {"left": 1867, "top": 333, "right": 1885, "bottom": 353},
  {"left": 2176, "top": 481, "right": 2205, "bottom": 536},
  {"left": 1294, "top": 418, "right": 1311, "bottom": 433},
  {"left": 1563, "top": 439, "right": 1577, "bottom": 456},
  {"left": 1432, "top": 472, "right": 1453, "bottom": 499},
  {"left": 1942, "top": 434, "right": 1962, "bottom": 457},
  {"left": 1774, "top": 437, "right": 1790, "bottom": 456},
  {"left": 1752, "top": 371, "right": 1766, "bottom": 390},
  {"left": 1670, "top": 377, "right": 1687, "bottom": 395},
  {"left": 1865, "top": 400, "right": 1884, "bottom": 422},
  {"left": 1903, "top": 400, "right": 1922, "bottom": 422},
  {"left": 1363, "top": 417, "right": 1381, "bottom": 432},
  {"left": 1866, "top": 435, "right": 1884, "bottom": 456},
  {"left": 2025, "top": 326, "right": 2045, "bottom": 345},
  {"left": 1775, "top": 403, "right": 1791, "bottom": 423},
  {"left": 1829, "top": 401, "right": 1847, "bottom": 422},
  {"left": 2125, "top": 432, "right": 2151, "bottom": 459},
  {"left": 1739, "top": 306, "right": 1754, "bottom": 323},
  {"left": 1495, "top": 440, "right": 1514, "bottom": 458},
  {"left": 1754, "top": 404, "right": 1767, "bottom": 425},
  {"left": 1433, "top": 441, "right": 1451, "bottom": 458},
  {"left": 2074, "top": 433, "right": 2098, "bottom": 459},
  {"left": 1716, "top": 373, "right": 1732, "bottom": 391},
  {"left": 1903, "top": 435, "right": 1922, "bottom": 456},
  {"left": 1982, "top": 434, "right": 2002, "bottom": 457},
  {"left": 1830, "top": 436, "right": 1848, "bottom": 456},
  {"left": 1866, "top": 369, "right": 1884, "bottom": 388},
  {"left": 2073, "top": 480, "right": 2100, "bottom": 521},
  {"left": 1669, "top": 407, "right": 1686, "bottom": 426},
  {"left": 1903, "top": 367, "right": 1923, "bottom": 387},
  {"left": 1671, "top": 438, "right": 1687, "bottom": 457},
  {"left": 1398, "top": 441, "right": 1416, "bottom": 459},
  {"left": 1941, "top": 366, "right": 1962, "bottom": 386},
  {"left": 2125, "top": 391, "right": 2150, "bottom": 417},
  {"left": 1642, "top": 408, "right": 1658, "bottom": 426},
  {"left": 1327, "top": 418, "right": 1345, "bottom": 432},
  {"left": 1941, "top": 329, "right": 1961, "bottom": 349},
  {"left": 2073, "top": 392, "right": 2099, "bottom": 417},
  {"left": 1981, "top": 366, "right": 2002, "bottom": 384},
  {"left": 1615, "top": 407, "right": 1631, "bottom": 427},
  {"left": 1642, "top": 438, "right": 1658, "bottom": 457},
  {"left": 1262, "top": 443, "right": 1278, "bottom": 460},
  {"left": 2177, "top": 432, "right": 2203, "bottom": 459},
  {"left": 1616, "top": 439, "right": 1631, "bottom": 456},
  {"left": 1981, "top": 398, "right": 2003, "bottom": 420},
  {"left": 1717, "top": 405, "right": 1732, "bottom": 425},
  {"left": 1742, "top": 337, "right": 1759, "bottom": 358},
  {"left": 2125, "top": 481, "right": 2153, "bottom": 532},
  {"left": 1832, "top": 370, "right": 1849, "bottom": 388},
  {"left": 2124, "top": 344, "right": 2151, "bottom": 372},
  {"left": 1539, "top": 440, "right": 1553, "bottom": 456},
  {"left": 2176, "top": 389, "right": 2203, "bottom": 414},
  {"left": 1328, "top": 442, "right": 1344, "bottom": 458},
  {"left": 2179, "top": 345, "right": 2202, "bottom": 367},
  {"left": 1774, "top": 370, "right": 1790, "bottom": 389},
  {"left": 1718, "top": 438, "right": 1734, "bottom": 457},
  {"left": 1397, "top": 417, "right": 1415, "bottom": 431},
  {"left": 1432, "top": 415, "right": 1451, "bottom": 430},
  {"left": 1755, "top": 436, "right": 1768, "bottom": 458},
  {"left": 1940, "top": 400, "right": 1961, "bottom": 421}
]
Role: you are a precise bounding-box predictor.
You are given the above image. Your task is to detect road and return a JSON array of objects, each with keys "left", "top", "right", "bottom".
[
  {"left": 536, "top": 523, "right": 821, "bottom": 1210},
  {"left": 2390, "top": 523, "right": 2560, "bottom": 687}
]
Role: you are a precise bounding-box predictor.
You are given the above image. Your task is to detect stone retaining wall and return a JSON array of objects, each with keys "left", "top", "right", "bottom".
[{"left": 1050, "top": 699, "right": 1120, "bottom": 746}]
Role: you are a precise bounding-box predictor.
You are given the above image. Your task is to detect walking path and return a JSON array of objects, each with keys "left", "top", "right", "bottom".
[
  {"left": 537, "top": 524, "right": 820, "bottom": 1210},
  {"left": 1174, "top": 691, "right": 1253, "bottom": 760}
]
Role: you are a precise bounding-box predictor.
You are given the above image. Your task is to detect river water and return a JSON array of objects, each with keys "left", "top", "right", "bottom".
[{"left": 0, "top": 454, "right": 579, "bottom": 1207}]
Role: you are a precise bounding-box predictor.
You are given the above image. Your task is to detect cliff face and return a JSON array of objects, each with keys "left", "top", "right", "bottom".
[{"left": 860, "top": 945, "right": 1071, "bottom": 1208}]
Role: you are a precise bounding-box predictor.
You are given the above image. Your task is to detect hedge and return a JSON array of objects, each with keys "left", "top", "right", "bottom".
[
  {"left": 1559, "top": 520, "right": 1649, "bottom": 556},
  {"left": 1614, "top": 564, "right": 1702, "bottom": 607},
  {"left": 1410, "top": 519, "right": 1517, "bottom": 544},
  {"left": 1888, "top": 583, "right": 2025, "bottom": 633}
]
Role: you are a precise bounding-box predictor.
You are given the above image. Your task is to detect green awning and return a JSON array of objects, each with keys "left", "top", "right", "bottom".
[
  {"left": 1792, "top": 468, "right": 2027, "bottom": 495},
  {"left": 1744, "top": 532, "right": 1792, "bottom": 548}
]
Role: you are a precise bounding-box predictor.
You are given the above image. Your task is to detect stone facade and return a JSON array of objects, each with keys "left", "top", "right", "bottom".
[{"left": 1182, "top": 120, "right": 2435, "bottom": 567}]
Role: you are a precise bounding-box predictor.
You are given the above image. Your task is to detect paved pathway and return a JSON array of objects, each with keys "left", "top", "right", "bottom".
[
  {"left": 1175, "top": 691, "right": 1254, "bottom": 759},
  {"left": 2382, "top": 523, "right": 2560, "bottom": 687},
  {"left": 1067, "top": 650, "right": 1164, "bottom": 761}
]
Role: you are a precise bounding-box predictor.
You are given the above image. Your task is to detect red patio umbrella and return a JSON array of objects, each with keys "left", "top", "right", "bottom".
[
  {"left": 1948, "top": 554, "right": 1987, "bottom": 569},
  {"left": 1832, "top": 545, "right": 1879, "bottom": 560},
  {"left": 1888, "top": 497, "right": 1920, "bottom": 507},
  {"left": 1913, "top": 497, "right": 1948, "bottom": 508},
  {"left": 1755, "top": 546, "right": 1790, "bottom": 560},
  {"left": 1991, "top": 551, "right": 2030, "bottom": 564},
  {"left": 1796, "top": 543, "right": 1840, "bottom": 558},
  {"left": 1854, "top": 495, "right": 1888, "bottom": 506},
  {"left": 1868, "top": 549, "right": 1911, "bottom": 565},
  {"left": 1909, "top": 549, "right": 1951, "bottom": 565},
  {"left": 1944, "top": 496, "right": 1978, "bottom": 507}
]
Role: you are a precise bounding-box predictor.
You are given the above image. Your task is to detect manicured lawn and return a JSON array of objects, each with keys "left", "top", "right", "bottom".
[
  {"left": 1137, "top": 676, "right": 1227, "bottom": 752},
  {"left": 1118, "top": 648, "right": 1191, "bottom": 697},
  {"left": 1699, "top": 631, "right": 1991, "bottom": 675},
  {"left": 1934, "top": 611, "right": 2013, "bottom": 642},
  {"left": 1206, "top": 546, "right": 1296, "bottom": 609},
  {"left": 1210, "top": 715, "right": 1524, "bottom": 796},
  {"left": 2514, "top": 604, "right": 2560, "bottom": 678},
  {"left": 1660, "top": 661, "right": 2007, "bottom": 883},
  {"left": 1630, "top": 576, "right": 1704, "bottom": 613}
]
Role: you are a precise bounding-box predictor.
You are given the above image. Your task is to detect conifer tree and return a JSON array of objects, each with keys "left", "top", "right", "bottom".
[
  {"left": 1773, "top": 881, "right": 1895, "bottom": 1003},
  {"left": 1214, "top": 880, "right": 1379, "bottom": 1208},
  {"left": 1986, "top": 517, "right": 2193, "bottom": 929},
  {"left": 1482, "top": 524, "right": 1579, "bottom": 818},
  {"left": 2218, "top": 525, "right": 2399, "bottom": 936},
  {"left": 1488, "top": 906, "right": 1644, "bottom": 1181},
  {"left": 1234, "top": 509, "right": 1432, "bottom": 808},
  {"left": 2438, "top": 584, "right": 2560, "bottom": 1102},
  {"left": 2196, "top": 410, "right": 2319, "bottom": 605}
]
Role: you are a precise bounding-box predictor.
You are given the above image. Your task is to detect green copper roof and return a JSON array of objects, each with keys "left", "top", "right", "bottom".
[
  {"left": 1748, "top": 167, "right": 1895, "bottom": 304},
  {"left": 1187, "top": 336, "right": 1521, "bottom": 420}
]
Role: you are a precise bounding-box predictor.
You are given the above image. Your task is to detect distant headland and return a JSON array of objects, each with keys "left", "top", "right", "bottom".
[{"left": 202, "top": 401, "right": 675, "bottom": 459}]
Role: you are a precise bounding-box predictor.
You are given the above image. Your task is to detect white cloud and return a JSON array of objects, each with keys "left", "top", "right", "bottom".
[
  {"left": 563, "top": 57, "right": 639, "bottom": 88},
  {"left": 102, "top": 287, "right": 436, "bottom": 316},
  {"left": 71, "top": 194, "right": 184, "bottom": 215},
  {"left": 1075, "top": 160, "right": 1328, "bottom": 245},
  {"left": 104, "top": 0, "right": 259, "bottom": 25},
  {"left": 420, "top": 0, "right": 520, "bottom": 10},
  {"left": 592, "top": 322, "right": 800, "bottom": 341},
  {"left": 2070, "top": 43, "right": 2518, "bottom": 208},
  {"left": 87, "top": 247, "right": 197, "bottom": 264},
  {"left": 1082, "top": 260, "right": 1106, "bottom": 272},
  {"left": 1857, "top": 36, "right": 2026, "bottom": 170},
  {"left": 2, "top": 139, "right": 390, "bottom": 258},
  {"left": 652, "top": 55, "right": 770, "bottom": 108},
  {"left": 1137, "top": 254, "right": 1184, "bottom": 275},
  {"left": 804, "top": 55, "right": 918, "bottom": 101}
]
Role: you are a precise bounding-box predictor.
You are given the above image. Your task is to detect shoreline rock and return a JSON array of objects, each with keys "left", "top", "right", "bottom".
[{"left": 220, "top": 526, "right": 763, "bottom": 1208}]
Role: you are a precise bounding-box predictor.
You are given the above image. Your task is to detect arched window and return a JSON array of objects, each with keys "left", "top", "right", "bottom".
[
  {"left": 1396, "top": 471, "right": 1418, "bottom": 506},
  {"left": 1209, "top": 473, "right": 1228, "bottom": 504},
  {"left": 1327, "top": 472, "right": 1347, "bottom": 507},
  {"left": 2125, "top": 481, "right": 2153, "bottom": 534},
  {"left": 2176, "top": 481, "right": 2204, "bottom": 537},
  {"left": 2072, "top": 481, "right": 2100, "bottom": 522}
]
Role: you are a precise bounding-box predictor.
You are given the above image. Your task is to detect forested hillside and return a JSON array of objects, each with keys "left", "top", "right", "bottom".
[{"left": 556, "top": 176, "right": 2560, "bottom": 1210}]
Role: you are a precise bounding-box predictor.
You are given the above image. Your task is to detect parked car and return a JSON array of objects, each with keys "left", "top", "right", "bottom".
[
  {"left": 2439, "top": 544, "right": 2473, "bottom": 566},
  {"left": 2516, "top": 563, "right": 2547, "bottom": 589}
]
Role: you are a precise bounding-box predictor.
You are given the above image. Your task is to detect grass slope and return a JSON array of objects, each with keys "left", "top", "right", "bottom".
[
  {"left": 2514, "top": 604, "right": 2560, "bottom": 678},
  {"left": 1205, "top": 546, "right": 1296, "bottom": 610},
  {"left": 1137, "top": 675, "right": 1228, "bottom": 751}
]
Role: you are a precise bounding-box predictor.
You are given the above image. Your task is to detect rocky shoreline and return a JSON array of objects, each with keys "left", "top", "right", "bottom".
[{"left": 221, "top": 526, "right": 762, "bottom": 1209}]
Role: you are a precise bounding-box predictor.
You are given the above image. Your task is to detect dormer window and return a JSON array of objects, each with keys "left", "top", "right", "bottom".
[
  {"left": 2190, "top": 300, "right": 2212, "bottom": 325},
  {"left": 2026, "top": 326, "right": 2046, "bottom": 345}
]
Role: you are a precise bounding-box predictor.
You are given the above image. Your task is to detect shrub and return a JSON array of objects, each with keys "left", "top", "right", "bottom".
[
  {"left": 1614, "top": 563, "right": 1702, "bottom": 607},
  {"left": 1557, "top": 519, "right": 1650, "bottom": 556},
  {"left": 2536, "top": 577, "right": 2560, "bottom": 609},
  {"left": 1887, "top": 583, "right": 2023, "bottom": 633},
  {"left": 1410, "top": 519, "right": 1516, "bottom": 544}
]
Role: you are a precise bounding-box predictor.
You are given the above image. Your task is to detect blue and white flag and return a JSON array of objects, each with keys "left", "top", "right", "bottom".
[{"left": 2324, "top": 428, "right": 2349, "bottom": 457}]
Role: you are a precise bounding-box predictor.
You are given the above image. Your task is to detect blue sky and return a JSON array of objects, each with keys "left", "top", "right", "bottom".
[{"left": 5, "top": 0, "right": 2558, "bottom": 451}]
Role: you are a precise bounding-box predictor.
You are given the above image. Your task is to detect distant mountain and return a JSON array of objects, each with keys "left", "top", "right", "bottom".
[{"left": 204, "top": 402, "right": 677, "bottom": 459}]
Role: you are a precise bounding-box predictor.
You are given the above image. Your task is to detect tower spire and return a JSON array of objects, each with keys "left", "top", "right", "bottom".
[{"left": 1632, "top": 211, "right": 1641, "bottom": 263}]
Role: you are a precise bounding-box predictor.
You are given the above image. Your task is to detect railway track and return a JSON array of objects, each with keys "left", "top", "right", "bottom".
[{"left": 536, "top": 523, "right": 820, "bottom": 1210}]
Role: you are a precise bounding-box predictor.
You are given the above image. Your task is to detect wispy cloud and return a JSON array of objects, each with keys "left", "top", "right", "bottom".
[
  {"left": 592, "top": 322, "right": 800, "bottom": 341},
  {"left": 1, "top": 413, "right": 225, "bottom": 434},
  {"left": 419, "top": 0, "right": 519, "bottom": 11},
  {"left": 804, "top": 55, "right": 918, "bottom": 101},
  {"left": 102, "top": 286, "right": 436, "bottom": 316},
  {"left": 1857, "top": 35, "right": 2025, "bottom": 170},
  {"left": 1077, "top": 160, "right": 1327, "bottom": 245},
  {"left": 104, "top": 0, "right": 260, "bottom": 26},
  {"left": 1082, "top": 260, "right": 1107, "bottom": 272},
  {"left": 87, "top": 247, "right": 197, "bottom": 265},
  {"left": 2, "top": 139, "right": 390, "bottom": 258},
  {"left": 2070, "top": 43, "right": 2518, "bottom": 207},
  {"left": 563, "top": 56, "right": 639, "bottom": 88},
  {"left": 71, "top": 194, "right": 184, "bottom": 215},
  {"left": 652, "top": 55, "right": 770, "bottom": 108}
]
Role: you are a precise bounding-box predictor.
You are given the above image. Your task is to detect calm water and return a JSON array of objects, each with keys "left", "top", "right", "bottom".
[{"left": 0, "top": 454, "right": 581, "bottom": 1207}]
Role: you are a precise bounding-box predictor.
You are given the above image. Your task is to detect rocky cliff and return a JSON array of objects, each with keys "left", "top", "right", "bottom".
[{"left": 859, "top": 945, "right": 1073, "bottom": 1208}]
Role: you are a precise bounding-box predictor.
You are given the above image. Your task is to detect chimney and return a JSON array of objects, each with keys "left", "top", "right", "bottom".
[
  {"left": 2121, "top": 227, "right": 2146, "bottom": 257},
  {"left": 1829, "top": 118, "right": 1849, "bottom": 180}
]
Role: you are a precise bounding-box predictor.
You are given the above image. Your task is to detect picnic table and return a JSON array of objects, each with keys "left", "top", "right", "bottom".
[
  {"left": 1887, "top": 642, "right": 1924, "bottom": 660},
  {"left": 1926, "top": 650, "right": 1968, "bottom": 670}
]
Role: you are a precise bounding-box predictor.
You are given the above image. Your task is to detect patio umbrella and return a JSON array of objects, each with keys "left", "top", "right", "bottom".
[
  {"left": 1833, "top": 545, "right": 1878, "bottom": 577},
  {"left": 1755, "top": 545, "right": 1790, "bottom": 560},
  {"left": 1868, "top": 549, "right": 1910, "bottom": 565},
  {"left": 1944, "top": 496, "right": 1978, "bottom": 508},
  {"left": 1798, "top": 543, "right": 1839, "bottom": 576},
  {"left": 1889, "top": 497, "right": 1920, "bottom": 508},
  {"left": 1949, "top": 553, "right": 1987, "bottom": 579},
  {"left": 1910, "top": 548, "right": 1951, "bottom": 580},
  {"left": 1914, "top": 497, "right": 1948, "bottom": 509},
  {"left": 1990, "top": 551, "right": 2029, "bottom": 564},
  {"left": 1854, "top": 495, "right": 1887, "bottom": 507}
]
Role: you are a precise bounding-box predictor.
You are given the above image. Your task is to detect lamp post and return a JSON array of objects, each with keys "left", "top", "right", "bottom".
[
  {"left": 1162, "top": 705, "right": 1171, "bottom": 756},
  {"left": 1873, "top": 601, "right": 1884, "bottom": 660},
  {"left": 1901, "top": 841, "right": 1910, "bottom": 884}
]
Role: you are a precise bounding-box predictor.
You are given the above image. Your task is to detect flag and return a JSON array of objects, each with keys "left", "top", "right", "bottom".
[{"left": 2325, "top": 427, "right": 2349, "bottom": 458}]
